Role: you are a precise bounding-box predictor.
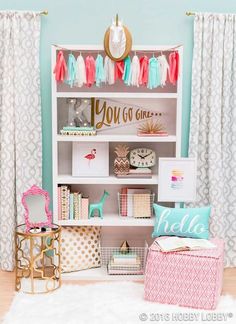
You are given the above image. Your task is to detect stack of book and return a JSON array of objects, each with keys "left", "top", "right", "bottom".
[
  {"left": 119, "top": 187, "right": 153, "bottom": 218},
  {"left": 107, "top": 252, "right": 143, "bottom": 275},
  {"left": 60, "top": 126, "right": 96, "bottom": 136},
  {"left": 58, "top": 185, "right": 89, "bottom": 220}
]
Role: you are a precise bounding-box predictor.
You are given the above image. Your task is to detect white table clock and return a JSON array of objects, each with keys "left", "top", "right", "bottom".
[{"left": 129, "top": 148, "right": 156, "bottom": 174}]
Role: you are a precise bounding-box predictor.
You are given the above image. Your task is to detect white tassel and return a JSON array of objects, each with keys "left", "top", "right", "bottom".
[
  {"left": 75, "top": 54, "right": 86, "bottom": 87},
  {"left": 158, "top": 55, "right": 169, "bottom": 87},
  {"left": 104, "top": 56, "right": 115, "bottom": 85},
  {"left": 128, "top": 55, "right": 140, "bottom": 87}
]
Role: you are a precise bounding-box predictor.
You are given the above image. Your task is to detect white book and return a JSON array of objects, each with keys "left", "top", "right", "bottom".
[
  {"left": 155, "top": 237, "right": 216, "bottom": 253},
  {"left": 109, "top": 260, "right": 141, "bottom": 269},
  {"left": 112, "top": 256, "right": 140, "bottom": 265}
]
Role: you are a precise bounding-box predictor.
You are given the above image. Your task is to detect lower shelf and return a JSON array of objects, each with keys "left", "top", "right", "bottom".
[
  {"left": 62, "top": 266, "right": 144, "bottom": 281},
  {"left": 57, "top": 214, "right": 155, "bottom": 226}
]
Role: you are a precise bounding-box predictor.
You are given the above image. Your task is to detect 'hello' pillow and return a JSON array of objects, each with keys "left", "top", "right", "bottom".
[{"left": 152, "top": 204, "right": 211, "bottom": 239}]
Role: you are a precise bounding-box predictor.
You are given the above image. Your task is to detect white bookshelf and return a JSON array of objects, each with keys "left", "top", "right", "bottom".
[{"left": 51, "top": 45, "right": 183, "bottom": 281}]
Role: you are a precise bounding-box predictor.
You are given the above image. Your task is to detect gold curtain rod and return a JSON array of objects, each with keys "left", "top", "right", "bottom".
[
  {"left": 186, "top": 12, "right": 195, "bottom": 16},
  {"left": 40, "top": 10, "right": 48, "bottom": 16}
]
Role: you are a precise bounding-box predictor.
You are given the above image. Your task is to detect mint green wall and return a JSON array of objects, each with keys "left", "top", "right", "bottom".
[{"left": 1, "top": 0, "right": 236, "bottom": 198}]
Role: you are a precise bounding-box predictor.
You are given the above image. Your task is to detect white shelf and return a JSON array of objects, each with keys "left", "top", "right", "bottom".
[
  {"left": 57, "top": 134, "right": 176, "bottom": 143},
  {"left": 56, "top": 92, "right": 178, "bottom": 99},
  {"left": 57, "top": 174, "right": 158, "bottom": 185},
  {"left": 62, "top": 266, "right": 144, "bottom": 281},
  {"left": 57, "top": 214, "right": 154, "bottom": 227}
]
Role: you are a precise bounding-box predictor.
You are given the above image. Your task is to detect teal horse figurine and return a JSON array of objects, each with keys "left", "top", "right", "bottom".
[{"left": 89, "top": 190, "right": 110, "bottom": 219}]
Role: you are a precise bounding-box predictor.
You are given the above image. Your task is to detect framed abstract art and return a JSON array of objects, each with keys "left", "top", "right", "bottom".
[{"left": 158, "top": 158, "right": 197, "bottom": 202}]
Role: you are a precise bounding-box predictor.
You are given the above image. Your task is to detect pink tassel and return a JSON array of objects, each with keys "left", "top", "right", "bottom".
[
  {"left": 139, "top": 55, "right": 149, "bottom": 86},
  {"left": 85, "top": 55, "right": 96, "bottom": 87},
  {"left": 115, "top": 61, "right": 124, "bottom": 81},
  {"left": 168, "top": 51, "right": 179, "bottom": 85},
  {"left": 53, "top": 51, "right": 67, "bottom": 82}
]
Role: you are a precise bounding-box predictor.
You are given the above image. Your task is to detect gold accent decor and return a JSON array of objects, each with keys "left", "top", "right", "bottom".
[
  {"left": 103, "top": 14, "right": 132, "bottom": 62},
  {"left": 114, "top": 144, "right": 130, "bottom": 175},
  {"left": 119, "top": 241, "right": 130, "bottom": 254},
  {"left": 15, "top": 224, "right": 61, "bottom": 294},
  {"left": 60, "top": 226, "right": 101, "bottom": 273},
  {"left": 40, "top": 10, "right": 48, "bottom": 16},
  {"left": 186, "top": 12, "right": 195, "bottom": 16},
  {"left": 138, "top": 120, "right": 165, "bottom": 135}
]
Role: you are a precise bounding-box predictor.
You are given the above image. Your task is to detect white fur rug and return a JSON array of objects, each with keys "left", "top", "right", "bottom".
[{"left": 3, "top": 282, "right": 236, "bottom": 324}]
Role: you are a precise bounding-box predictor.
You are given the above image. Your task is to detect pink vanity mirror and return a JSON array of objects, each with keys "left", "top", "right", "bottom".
[{"left": 22, "top": 185, "right": 52, "bottom": 232}]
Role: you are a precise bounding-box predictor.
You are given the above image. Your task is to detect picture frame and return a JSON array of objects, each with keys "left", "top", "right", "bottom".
[
  {"left": 158, "top": 158, "right": 197, "bottom": 202},
  {"left": 72, "top": 142, "right": 109, "bottom": 177}
]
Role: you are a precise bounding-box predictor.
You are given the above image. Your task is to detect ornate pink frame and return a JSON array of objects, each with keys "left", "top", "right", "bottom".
[{"left": 22, "top": 185, "right": 52, "bottom": 232}]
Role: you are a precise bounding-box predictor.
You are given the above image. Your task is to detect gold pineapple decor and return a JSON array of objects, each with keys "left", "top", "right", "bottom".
[{"left": 114, "top": 144, "right": 130, "bottom": 175}]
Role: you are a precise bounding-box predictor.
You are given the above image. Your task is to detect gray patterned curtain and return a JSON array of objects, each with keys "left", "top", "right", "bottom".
[
  {"left": 189, "top": 13, "right": 236, "bottom": 266},
  {"left": 0, "top": 11, "right": 42, "bottom": 270}
]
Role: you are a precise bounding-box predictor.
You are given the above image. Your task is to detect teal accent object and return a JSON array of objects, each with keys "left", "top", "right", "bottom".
[
  {"left": 69, "top": 193, "right": 74, "bottom": 220},
  {"left": 152, "top": 204, "right": 211, "bottom": 239},
  {"left": 45, "top": 237, "right": 54, "bottom": 257},
  {"left": 63, "top": 126, "right": 94, "bottom": 131},
  {"left": 95, "top": 54, "right": 105, "bottom": 87},
  {"left": 89, "top": 190, "right": 109, "bottom": 219},
  {"left": 65, "top": 53, "right": 77, "bottom": 87},
  {"left": 147, "top": 57, "right": 161, "bottom": 89},
  {"left": 123, "top": 56, "right": 131, "bottom": 85}
]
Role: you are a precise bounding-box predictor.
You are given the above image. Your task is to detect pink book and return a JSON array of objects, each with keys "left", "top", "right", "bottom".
[
  {"left": 120, "top": 188, "right": 127, "bottom": 217},
  {"left": 81, "top": 197, "right": 89, "bottom": 219},
  {"left": 57, "top": 186, "right": 61, "bottom": 220}
]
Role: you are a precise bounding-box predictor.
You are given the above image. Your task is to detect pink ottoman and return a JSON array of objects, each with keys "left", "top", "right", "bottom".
[{"left": 144, "top": 238, "right": 224, "bottom": 310}]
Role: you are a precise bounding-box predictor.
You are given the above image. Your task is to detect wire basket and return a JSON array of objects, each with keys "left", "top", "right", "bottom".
[
  {"left": 118, "top": 193, "right": 155, "bottom": 218},
  {"left": 100, "top": 244, "right": 148, "bottom": 275}
]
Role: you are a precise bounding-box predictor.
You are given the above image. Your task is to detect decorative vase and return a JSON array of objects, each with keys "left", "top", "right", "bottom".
[{"left": 114, "top": 144, "right": 130, "bottom": 175}]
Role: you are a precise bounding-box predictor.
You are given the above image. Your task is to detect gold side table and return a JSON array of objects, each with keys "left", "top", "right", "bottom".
[{"left": 15, "top": 224, "right": 61, "bottom": 294}]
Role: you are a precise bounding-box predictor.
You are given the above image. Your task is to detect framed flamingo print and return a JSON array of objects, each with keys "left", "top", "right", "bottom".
[{"left": 72, "top": 142, "right": 109, "bottom": 177}]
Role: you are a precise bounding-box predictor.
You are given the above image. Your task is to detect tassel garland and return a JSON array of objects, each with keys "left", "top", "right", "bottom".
[{"left": 53, "top": 51, "right": 179, "bottom": 89}]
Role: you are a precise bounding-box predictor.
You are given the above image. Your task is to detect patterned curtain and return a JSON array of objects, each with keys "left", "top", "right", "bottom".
[
  {"left": 0, "top": 12, "right": 42, "bottom": 270},
  {"left": 189, "top": 13, "right": 236, "bottom": 266}
]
